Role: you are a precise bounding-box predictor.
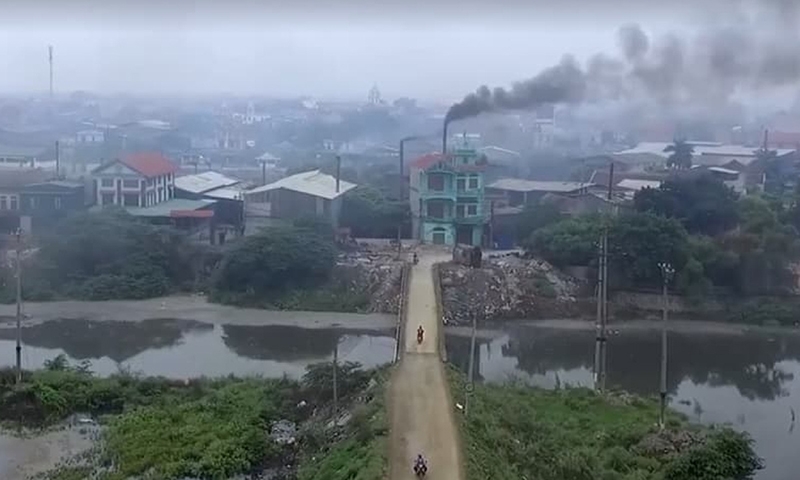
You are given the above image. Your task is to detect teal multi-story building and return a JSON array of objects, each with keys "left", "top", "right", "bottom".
[{"left": 409, "top": 136, "right": 488, "bottom": 246}]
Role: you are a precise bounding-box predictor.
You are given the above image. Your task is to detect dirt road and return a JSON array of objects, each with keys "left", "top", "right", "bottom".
[{"left": 388, "top": 252, "right": 463, "bottom": 480}]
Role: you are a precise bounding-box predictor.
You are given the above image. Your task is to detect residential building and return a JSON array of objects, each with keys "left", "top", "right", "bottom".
[
  {"left": 409, "top": 140, "right": 489, "bottom": 246},
  {"left": 92, "top": 152, "right": 178, "bottom": 207},
  {"left": 0, "top": 144, "right": 48, "bottom": 168},
  {"left": 18, "top": 181, "right": 86, "bottom": 233},
  {"left": 243, "top": 169, "right": 356, "bottom": 232},
  {"left": 0, "top": 169, "right": 51, "bottom": 233},
  {"left": 486, "top": 179, "right": 593, "bottom": 207},
  {"left": 175, "top": 171, "right": 247, "bottom": 241}
]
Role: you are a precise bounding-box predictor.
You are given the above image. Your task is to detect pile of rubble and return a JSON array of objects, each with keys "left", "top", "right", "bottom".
[
  {"left": 335, "top": 247, "right": 405, "bottom": 314},
  {"left": 439, "top": 253, "right": 582, "bottom": 325}
]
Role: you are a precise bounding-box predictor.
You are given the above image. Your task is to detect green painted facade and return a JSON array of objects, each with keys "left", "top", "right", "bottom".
[{"left": 417, "top": 144, "right": 488, "bottom": 246}]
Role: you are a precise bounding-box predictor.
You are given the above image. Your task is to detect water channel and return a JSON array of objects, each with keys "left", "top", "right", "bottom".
[{"left": 1, "top": 317, "right": 798, "bottom": 479}]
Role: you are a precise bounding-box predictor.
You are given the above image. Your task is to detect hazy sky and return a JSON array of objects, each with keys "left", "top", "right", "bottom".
[{"left": 0, "top": 0, "right": 774, "bottom": 101}]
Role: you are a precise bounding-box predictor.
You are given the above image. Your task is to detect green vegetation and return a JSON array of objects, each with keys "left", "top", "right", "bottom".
[
  {"left": 527, "top": 175, "right": 800, "bottom": 300},
  {"left": 2, "top": 356, "right": 388, "bottom": 480},
  {"left": 0, "top": 209, "right": 220, "bottom": 303},
  {"left": 448, "top": 368, "right": 762, "bottom": 480},
  {"left": 340, "top": 185, "right": 410, "bottom": 239}
]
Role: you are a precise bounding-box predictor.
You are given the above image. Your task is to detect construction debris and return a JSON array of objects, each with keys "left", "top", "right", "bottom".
[{"left": 439, "top": 254, "right": 581, "bottom": 325}]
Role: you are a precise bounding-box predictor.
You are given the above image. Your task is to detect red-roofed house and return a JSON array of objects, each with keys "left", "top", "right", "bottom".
[{"left": 92, "top": 152, "right": 178, "bottom": 207}]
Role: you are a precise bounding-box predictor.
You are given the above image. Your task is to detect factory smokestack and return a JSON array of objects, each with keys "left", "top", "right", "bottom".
[
  {"left": 445, "top": 1, "right": 800, "bottom": 123},
  {"left": 442, "top": 121, "right": 449, "bottom": 154},
  {"left": 48, "top": 45, "right": 53, "bottom": 102}
]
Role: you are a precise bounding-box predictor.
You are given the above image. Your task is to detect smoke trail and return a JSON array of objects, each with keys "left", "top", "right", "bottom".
[{"left": 445, "top": 1, "right": 800, "bottom": 124}]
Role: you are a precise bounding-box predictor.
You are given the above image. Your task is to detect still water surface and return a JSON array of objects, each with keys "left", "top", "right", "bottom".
[
  {"left": 446, "top": 324, "right": 800, "bottom": 480},
  {"left": 2, "top": 318, "right": 798, "bottom": 479},
  {"left": 0, "top": 318, "right": 396, "bottom": 379}
]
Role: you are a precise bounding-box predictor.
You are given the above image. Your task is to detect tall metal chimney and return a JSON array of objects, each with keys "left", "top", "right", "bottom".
[
  {"left": 335, "top": 155, "right": 341, "bottom": 193},
  {"left": 442, "top": 121, "right": 449, "bottom": 154},
  {"left": 48, "top": 45, "right": 54, "bottom": 101}
]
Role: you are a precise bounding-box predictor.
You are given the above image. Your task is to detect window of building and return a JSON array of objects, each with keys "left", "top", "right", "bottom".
[
  {"left": 101, "top": 178, "right": 113, "bottom": 188},
  {"left": 467, "top": 204, "right": 478, "bottom": 216},
  {"left": 468, "top": 175, "right": 479, "bottom": 189},
  {"left": 29, "top": 197, "right": 37, "bottom": 209},
  {"left": 54, "top": 197, "right": 62, "bottom": 209},
  {"left": 123, "top": 179, "right": 139, "bottom": 189},
  {"left": 456, "top": 204, "right": 465, "bottom": 218},
  {"left": 101, "top": 193, "right": 115, "bottom": 205},
  {"left": 427, "top": 201, "right": 445, "bottom": 219},
  {"left": 123, "top": 194, "right": 139, "bottom": 207},
  {"left": 10, "top": 196, "right": 17, "bottom": 210},
  {"left": 0, "top": 196, "right": 6, "bottom": 210},
  {"left": 456, "top": 178, "right": 466, "bottom": 192},
  {"left": 427, "top": 174, "right": 444, "bottom": 191}
]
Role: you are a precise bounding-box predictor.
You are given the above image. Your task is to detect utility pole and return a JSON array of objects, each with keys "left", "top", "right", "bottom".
[
  {"left": 397, "top": 139, "right": 406, "bottom": 257},
  {"left": 48, "top": 45, "right": 54, "bottom": 102},
  {"left": 55, "top": 140, "right": 60, "bottom": 178},
  {"left": 465, "top": 309, "right": 477, "bottom": 416},
  {"left": 658, "top": 261, "right": 675, "bottom": 429},
  {"left": 332, "top": 340, "right": 339, "bottom": 416},
  {"left": 15, "top": 228, "right": 23, "bottom": 384},
  {"left": 593, "top": 162, "right": 614, "bottom": 391}
]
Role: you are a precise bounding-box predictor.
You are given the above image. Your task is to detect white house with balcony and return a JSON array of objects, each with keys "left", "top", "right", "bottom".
[{"left": 92, "top": 153, "right": 178, "bottom": 207}]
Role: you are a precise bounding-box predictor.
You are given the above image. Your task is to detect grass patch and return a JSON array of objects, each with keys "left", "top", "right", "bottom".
[
  {"left": 447, "top": 367, "right": 762, "bottom": 480},
  {"left": 3, "top": 357, "right": 388, "bottom": 480}
]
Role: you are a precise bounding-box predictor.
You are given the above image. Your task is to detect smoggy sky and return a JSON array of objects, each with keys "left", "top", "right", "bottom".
[{"left": 0, "top": 0, "right": 789, "bottom": 101}]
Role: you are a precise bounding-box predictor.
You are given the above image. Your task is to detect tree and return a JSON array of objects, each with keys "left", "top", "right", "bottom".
[
  {"left": 212, "top": 225, "right": 337, "bottom": 298},
  {"left": 525, "top": 214, "right": 605, "bottom": 267},
  {"left": 340, "top": 186, "right": 410, "bottom": 238},
  {"left": 664, "top": 139, "right": 694, "bottom": 169},
  {"left": 634, "top": 175, "right": 740, "bottom": 236},
  {"left": 516, "top": 203, "right": 563, "bottom": 244}
]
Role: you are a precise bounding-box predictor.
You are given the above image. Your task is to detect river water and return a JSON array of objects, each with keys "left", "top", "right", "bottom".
[
  {"left": 1, "top": 317, "right": 798, "bottom": 479},
  {"left": 0, "top": 318, "right": 396, "bottom": 379},
  {"left": 446, "top": 323, "right": 800, "bottom": 480}
]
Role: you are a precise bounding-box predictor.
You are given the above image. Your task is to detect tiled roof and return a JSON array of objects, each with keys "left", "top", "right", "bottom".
[
  {"left": 410, "top": 153, "right": 446, "bottom": 170},
  {"left": 120, "top": 152, "right": 178, "bottom": 178}
]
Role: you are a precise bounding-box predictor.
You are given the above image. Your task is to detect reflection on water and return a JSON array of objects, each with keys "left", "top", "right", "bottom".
[
  {"left": 0, "top": 319, "right": 395, "bottom": 379},
  {"left": 446, "top": 325, "right": 800, "bottom": 480}
]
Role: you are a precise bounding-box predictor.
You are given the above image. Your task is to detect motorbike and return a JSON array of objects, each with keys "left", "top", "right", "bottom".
[
  {"left": 413, "top": 457, "right": 428, "bottom": 477},
  {"left": 412, "top": 253, "right": 419, "bottom": 265},
  {"left": 417, "top": 326, "right": 424, "bottom": 344}
]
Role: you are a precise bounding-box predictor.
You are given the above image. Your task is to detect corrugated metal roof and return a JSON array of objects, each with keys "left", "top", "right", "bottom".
[
  {"left": 488, "top": 178, "right": 592, "bottom": 193},
  {"left": 615, "top": 142, "right": 796, "bottom": 158},
  {"left": 126, "top": 198, "right": 216, "bottom": 217},
  {"left": 175, "top": 171, "right": 241, "bottom": 194},
  {"left": 204, "top": 186, "right": 245, "bottom": 200},
  {"left": 616, "top": 179, "right": 662, "bottom": 191},
  {"left": 246, "top": 169, "right": 357, "bottom": 200}
]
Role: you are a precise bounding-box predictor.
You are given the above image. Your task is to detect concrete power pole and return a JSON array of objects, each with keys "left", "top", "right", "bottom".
[
  {"left": 48, "top": 45, "right": 54, "bottom": 102},
  {"left": 658, "top": 262, "right": 675, "bottom": 428},
  {"left": 593, "top": 162, "right": 614, "bottom": 391},
  {"left": 15, "top": 229, "right": 23, "bottom": 384}
]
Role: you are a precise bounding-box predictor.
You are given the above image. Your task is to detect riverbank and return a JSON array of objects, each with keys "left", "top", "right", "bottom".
[
  {"left": 439, "top": 256, "right": 800, "bottom": 327},
  {"left": 0, "top": 359, "right": 389, "bottom": 480},
  {"left": 0, "top": 295, "right": 394, "bottom": 330},
  {"left": 444, "top": 318, "right": 800, "bottom": 339},
  {"left": 447, "top": 367, "right": 762, "bottom": 480}
]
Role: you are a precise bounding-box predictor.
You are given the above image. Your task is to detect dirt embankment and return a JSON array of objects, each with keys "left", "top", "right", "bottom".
[{"left": 439, "top": 254, "right": 584, "bottom": 326}]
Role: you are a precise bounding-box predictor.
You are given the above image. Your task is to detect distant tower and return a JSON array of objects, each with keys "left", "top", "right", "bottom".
[
  {"left": 48, "top": 45, "right": 54, "bottom": 101},
  {"left": 368, "top": 83, "right": 382, "bottom": 106}
]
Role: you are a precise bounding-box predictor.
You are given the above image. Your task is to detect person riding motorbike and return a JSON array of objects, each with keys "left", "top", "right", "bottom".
[
  {"left": 413, "top": 454, "right": 427, "bottom": 476},
  {"left": 417, "top": 325, "right": 424, "bottom": 343},
  {"left": 413, "top": 252, "right": 419, "bottom": 264}
]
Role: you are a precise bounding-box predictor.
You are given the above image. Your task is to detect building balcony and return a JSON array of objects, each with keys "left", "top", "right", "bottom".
[
  {"left": 421, "top": 215, "right": 455, "bottom": 224},
  {"left": 454, "top": 215, "right": 488, "bottom": 225},
  {"left": 420, "top": 190, "right": 456, "bottom": 200}
]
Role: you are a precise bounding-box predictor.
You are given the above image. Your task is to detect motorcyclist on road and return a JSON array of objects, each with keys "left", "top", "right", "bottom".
[
  {"left": 413, "top": 252, "right": 419, "bottom": 264},
  {"left": 417, "top": 325, "right": 424, "bottom": 342},
  {"left": 413, "top": 454, "right": 427, "bottom": 475}
]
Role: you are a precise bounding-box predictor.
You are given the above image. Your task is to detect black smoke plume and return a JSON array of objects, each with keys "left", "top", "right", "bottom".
[{"left": 445, "top": 1, "right": 800, "bottom": 124}]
